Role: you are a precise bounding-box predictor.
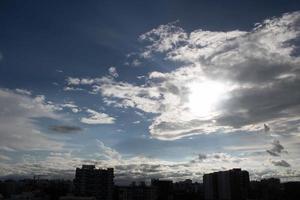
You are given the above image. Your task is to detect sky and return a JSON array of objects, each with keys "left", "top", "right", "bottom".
[{"left": 1, "top": 0, "right": 300, "bottom": 184}]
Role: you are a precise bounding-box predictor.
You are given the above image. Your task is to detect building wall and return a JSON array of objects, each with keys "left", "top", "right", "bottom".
[
  {"left": 218, "top": 171, "right": 231, "bottom": 200},
  {"left": 203, "top": 169, "right": 249, "bottom": 200}
]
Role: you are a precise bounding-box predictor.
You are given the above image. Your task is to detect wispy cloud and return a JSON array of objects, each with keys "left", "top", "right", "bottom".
[
  {"left": 0, "top": 88, "right": 64, "bottom": 151},
  {"left": 0, "top": 154, "right": 11, "bottom": 161},
  {"left": 61, "top": 102, "right": 81, "bottom": 113},
  {"left": 80, "top": 109, "right": 115, "bottom": 124},
  {"left": 15, "top": 88, "right": 32, "bottom": 95}
]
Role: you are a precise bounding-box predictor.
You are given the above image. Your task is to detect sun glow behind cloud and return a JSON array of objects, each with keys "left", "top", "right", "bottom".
[{"left": 187, "top": 81, "right": 227, "bottom": 118}]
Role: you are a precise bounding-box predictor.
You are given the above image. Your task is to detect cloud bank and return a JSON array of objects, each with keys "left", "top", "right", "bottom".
[
  {"left": 1, "top": 140, "right": 298, "bottom": 183},
  {"left": 66, "top": 11, "right": 300, "bottom": 140}
]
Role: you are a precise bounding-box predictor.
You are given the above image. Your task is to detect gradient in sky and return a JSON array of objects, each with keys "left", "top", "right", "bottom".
[{"left": 1, "top": 0, "right": 300, "bottom": 184}]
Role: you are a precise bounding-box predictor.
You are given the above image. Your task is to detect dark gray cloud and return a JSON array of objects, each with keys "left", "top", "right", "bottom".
[
  {"left": 198, "top": 153, "right": 207, "bottom": 161},
  {"left": 264, "top": 124, "right": 270, "bottom": 133},
  {"left": 271, "top": 140, "right": 285, "bottom": 154},
  {"left": 266, "top": 139, "right": 288, "bottom": 158},
  {"left": 217, "top": 78, "right": 300, "bottom": 129},
  {"left": 268, "top": 140, "right": 285, "bottom": 155},
  {"left": 49, "top": 125, "right": 82, "bottom": 133},
  {"left": 272, "top": 160, "right": 291, "bottom": 167},
  {"left": 213, "top": 154, "right": 221, "bottom": 159},
  {"left": 266, "top": 150, "right": 279, "bottom": 157}
]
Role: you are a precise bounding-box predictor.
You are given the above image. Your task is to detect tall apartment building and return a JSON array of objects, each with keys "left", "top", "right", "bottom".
[
  {"left": 74, "top": 165, "right": 114, "bottom": 200},
  {"left": 203, "top": 168, "right": 249, "bottom": 200}
]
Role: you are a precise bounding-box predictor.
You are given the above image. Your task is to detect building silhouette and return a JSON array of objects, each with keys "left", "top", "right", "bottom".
[
  {"left": 74, "top": 165, "right": 114, "bottom": 200},
  {"left": 173, "top": 179, "right": 203, "bottom": 200},
  {"left": 116, "top": 181, "right": 156, "bottom": 200},
  {"left": 249, "top": 178, "right": 282, "bottom": 200},
  {"left": 151, "top": 179, "right": 173, "bottom": 200},
  {"left": 203, "top": 168, "right": 249, "bottom": 200},
  {"left": 283, "top": 181, "right": 300, "bottom": 200},
  {"left": 2, "top": 166, "right": 300, "bottom": 200}
]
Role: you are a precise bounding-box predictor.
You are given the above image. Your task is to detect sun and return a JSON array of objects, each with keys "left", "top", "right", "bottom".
[{"left": 187, "top": 81, "right": 226, "bottom": 117}]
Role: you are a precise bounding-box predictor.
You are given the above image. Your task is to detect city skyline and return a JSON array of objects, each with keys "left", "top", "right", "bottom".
[
  {"left": 1, "top": 165, "right": 299, "bottom": 200},
  {"left": 1, "top": 0, "right": 300, "bottom": 184}
]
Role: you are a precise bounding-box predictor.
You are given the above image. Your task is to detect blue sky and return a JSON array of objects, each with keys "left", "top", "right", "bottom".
[{"left": 1, "top": 0, "right": 300, "bottom": 183}]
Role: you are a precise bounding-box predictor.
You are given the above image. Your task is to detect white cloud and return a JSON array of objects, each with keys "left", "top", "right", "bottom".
[
  {"left": 139, "top": 21, "right": 188, "bottom": 58},
  {"left": 80, "top": 108, "right": 115, "bottom": 124},
  {"left": 0, "top": 88, "right": 64, "bottom": 151},
  {"left": 64, "top": 11, "right": 300, "bottom": 141},
  {"left": 15, "top": 88, "right": 32, "bottom": 95},
  {"left": 132, "top": 59, "right": 141, "bottom": 66},
  {"left": 0, "top": 154, "right": 11, "bottom": 161},
  {"left": 95, "top": 139, "right": 121, "bottom": 161},
  {"left": 81, "top": 78, "right": 96, "bottom": 85},
  {"left": 0, "top": 146, "right": 16, "bottom": 152},
  {"left": 66, "top": 77, "right": 98, "bottom": 86},
  {"left": 61, "top": 102, "right": 81, "bottom": 113},
  {"left": 108, "top": 66, "right": 119, "bottom": 78},
  {"left": 63, "top": 86, "right": 84, "bottom": 91},
  {"left": 66, "top": 77, "right": 81, "bottom": 85}
]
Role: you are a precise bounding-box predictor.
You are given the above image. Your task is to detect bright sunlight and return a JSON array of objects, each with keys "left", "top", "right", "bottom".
[{"left": 187, "top": 81, "right": 226, "bottom": 117}]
